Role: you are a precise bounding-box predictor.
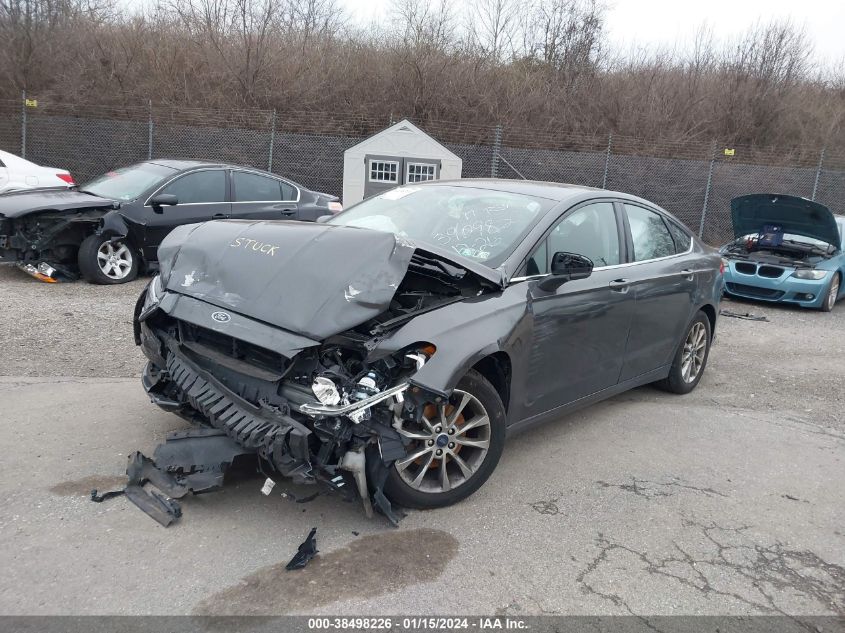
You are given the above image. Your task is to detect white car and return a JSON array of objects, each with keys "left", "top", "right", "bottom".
[{"left": 0, "top": 150, "right": 75, "bottom": 193}]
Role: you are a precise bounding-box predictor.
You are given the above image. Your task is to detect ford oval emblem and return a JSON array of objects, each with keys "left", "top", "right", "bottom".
[{"left": 211, "top": 311, "right": 231, "bottom": 323}]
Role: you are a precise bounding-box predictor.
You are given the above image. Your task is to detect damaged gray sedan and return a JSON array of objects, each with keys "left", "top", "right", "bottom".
[{"left": 134, "top": 180, "right": 723, "bottom": 522}]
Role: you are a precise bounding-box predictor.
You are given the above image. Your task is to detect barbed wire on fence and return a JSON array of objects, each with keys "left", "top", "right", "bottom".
[{"left": 0, "top": 96, "right": 842, "bottom": 245}]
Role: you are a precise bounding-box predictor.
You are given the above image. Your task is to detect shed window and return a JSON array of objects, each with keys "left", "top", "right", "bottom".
[
  {"left": 369, "top": 160, "right": 399, "bottom": 183},
  {"left": 407, "top": 163, "right": 436, "bottom": 183}
]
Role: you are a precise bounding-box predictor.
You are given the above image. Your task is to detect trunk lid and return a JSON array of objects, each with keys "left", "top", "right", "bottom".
[{"left": 731, "top": 194, "right": 841, "bottom": 250}]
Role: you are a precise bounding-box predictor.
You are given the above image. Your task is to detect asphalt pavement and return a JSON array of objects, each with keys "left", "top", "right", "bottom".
[{"left": 0, "top": 263, "right": 843, "bottom": 616}]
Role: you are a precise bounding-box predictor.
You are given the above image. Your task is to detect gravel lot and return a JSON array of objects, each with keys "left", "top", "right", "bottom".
[{"left": 0, "top": 262, "right": 843, "bottom": 616}]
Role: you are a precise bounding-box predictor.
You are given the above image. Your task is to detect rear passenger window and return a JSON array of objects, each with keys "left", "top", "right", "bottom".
[
  {"left": 279, "top": 181, "right": 297, "bottom": 200},
  {"left": 161, "top": 170, "right": 226, "bottom": 203},
  {"left": 667, "top": 220, "right": 692, "bottom": 252},
  {"left": 625, "top": 204, "right": 676, "bottom": 261},
  {"left": 233, "top": 171, "right": 283, "bottom": 202}
]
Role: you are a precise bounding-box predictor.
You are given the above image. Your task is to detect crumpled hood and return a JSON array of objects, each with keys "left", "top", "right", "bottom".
[
  {"left": 0, "top": 189, "right": 114, "bottom": 218},
  {"left": 731, "top": 194, "right": 841, "bottom": 249},
  {"left": 158, "top": 220, "right": 420, "bottom": 340}
]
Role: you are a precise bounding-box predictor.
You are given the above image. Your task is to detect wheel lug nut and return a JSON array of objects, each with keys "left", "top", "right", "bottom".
[
  {"left": 448, "top": 442, "right": 455, "bottom": 449},
  {"left": 435, "top": 449, "right": 443, "bottom": 456},
  {"left": 427, "top": 440, "right": 434, "bottom": 446},
  {"left": 448, "top": 428, "right": 455, "bottom": 435},
  {"left": 435, "top": 426, "right": 442, "bottom": 433}
]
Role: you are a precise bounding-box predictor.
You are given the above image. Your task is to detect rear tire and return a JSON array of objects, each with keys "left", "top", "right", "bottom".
[
  {"left": 385, "top": 369, "right": 506, "bottom": 509},
  {"left": 820, "top": 273, "right": 840, "bottom": 313},
  {"left": 78, "top": 234, "right": 139, "bottom": 284},
  {"left": 655, "top": 311, "right": 712, "bottom": 395}
]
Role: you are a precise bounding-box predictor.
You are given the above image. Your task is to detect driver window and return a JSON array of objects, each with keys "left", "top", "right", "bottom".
[{"left": 525, "top": 202, "right": 620, "bottom": 274}]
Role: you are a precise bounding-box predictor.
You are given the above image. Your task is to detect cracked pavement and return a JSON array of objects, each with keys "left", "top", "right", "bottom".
[{"left": 0, "top": 264, "right": 843, "bottom": 616}]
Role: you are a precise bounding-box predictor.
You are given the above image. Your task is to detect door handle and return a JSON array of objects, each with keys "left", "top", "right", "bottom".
[
  {"left": 609, "top": 278, "right": 630, "bottom": 292},
  {"left": 212, "top": 213, "right": 228, "bottom": 219},
  {"left": 680, "top": 269, "right": 695, "bottom": 280},
  {"left": 280, "top": 209, "right": 296, "bottom": 216}
]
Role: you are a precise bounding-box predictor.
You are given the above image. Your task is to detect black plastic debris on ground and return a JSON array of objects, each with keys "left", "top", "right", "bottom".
[
  {"left": 91, "top": 428, "right": 253, "bottom": 527},
  {"left": 719, "top": 309, "right": 770, "bottom": 322},
  {"left": 286, "top": 527, "right": 318, "bottom": 570},
  {"left": 90, "top": 488, "right": 124, "bottom": 503}
]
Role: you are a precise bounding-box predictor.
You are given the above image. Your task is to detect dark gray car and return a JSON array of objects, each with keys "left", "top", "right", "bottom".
[
  {"left": 0, "top": 160, "right": 340, "bottom": 284},
  {"left": 133, "top": 180, "right": 722, "bottom": 523}
]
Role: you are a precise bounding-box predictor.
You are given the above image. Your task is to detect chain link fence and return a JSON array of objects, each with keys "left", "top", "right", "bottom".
[{"left": 1, "top": 96, "right": 843, "bottom": 246}]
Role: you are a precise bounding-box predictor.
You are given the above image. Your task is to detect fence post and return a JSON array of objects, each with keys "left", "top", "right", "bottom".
[
  {"left": 20, "top": 91, "right": 26, "bottom": 158},
  {"left": 147, "top": 100, "right": 153, "bottom": 160},
  {"left": 698, "top": 142, "right": 717, "bottom": 239},
  {"left": 601, "top": 133, "right": 613, "bottom": 189},
  {"left": 268, "top": 109, "right": 277, "bottom": 172},
  {"left": 811, "top": 146, "right": 826, "bottom": 201},
  {"left": 491, "top": 125, "right": 503, "bottom": 178}
]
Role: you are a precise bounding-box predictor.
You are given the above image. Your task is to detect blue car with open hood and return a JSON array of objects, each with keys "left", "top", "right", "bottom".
[{"left": 720, "top": 194, "right": 845, "bottom": 312}]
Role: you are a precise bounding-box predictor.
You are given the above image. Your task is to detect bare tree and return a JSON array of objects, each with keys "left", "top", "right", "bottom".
[
  {"left": 519, "top": 0, "right": 603, "bottom": 73},
  {"left": 169, "top": 0, "right": 283, "bottom": 105},
  {"left": 0, "top": 0, "right": 112, "bottom": 93},
  {"left": 468, "top": 0, "right": 518, "bottom": 61}
]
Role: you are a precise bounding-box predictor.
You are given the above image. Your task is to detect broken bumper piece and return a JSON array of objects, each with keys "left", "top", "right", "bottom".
[
  {"left": 149, "top": 350, "right": 314, "bottom": 483},
  {"left": 133, "top": 335, "right": 408, "bottom": 526},
  {"left": 93, "top": 428, "right": 254, "bottom": 527}
]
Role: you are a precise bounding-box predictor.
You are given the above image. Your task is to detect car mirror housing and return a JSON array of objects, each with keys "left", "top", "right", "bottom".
[
  {"left": 537, "top": 252, "right": 594, "bottom": 292},
  {"left": 150, "top": 194, "right": 178, "bottom": 213}
]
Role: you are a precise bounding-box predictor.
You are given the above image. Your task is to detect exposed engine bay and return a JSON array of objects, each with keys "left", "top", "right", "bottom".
[
  {"left": 0, "top": 209, "right": 108, "bottom": 280},
  {"left": 721, "top": 233, "right": 834, "bottom": 269},
  {"left": 129, "top": 226, "right": 501, "bottom": 526}
]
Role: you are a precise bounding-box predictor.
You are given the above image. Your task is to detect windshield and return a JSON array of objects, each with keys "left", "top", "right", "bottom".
[
  {"left": 82, "top": 163, "right": 177, "bottom": 201},
  {"left": 328, "top": 185, "right": 552, "bottom": 267}
]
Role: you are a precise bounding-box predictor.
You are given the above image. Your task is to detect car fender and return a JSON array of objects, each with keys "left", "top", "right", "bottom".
[
  {"left": 98, "top": 210, "right": 131, "bottom": 240},
  {"left": 370, "top": 286, "right": 531, "bottom": 397}
]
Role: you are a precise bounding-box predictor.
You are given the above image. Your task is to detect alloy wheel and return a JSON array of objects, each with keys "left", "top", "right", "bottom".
[
  {"left": 393, "top": 389, "right": 491, "bottom": 494},
  {"left": 97, "top": 241, "right": 134, "bottom": 280},
  {"left": 828, "top": 276, "right": 840, "bottom": 311},
  {"left": 681, "top": 322, "right": 707, "bottom": 383}
]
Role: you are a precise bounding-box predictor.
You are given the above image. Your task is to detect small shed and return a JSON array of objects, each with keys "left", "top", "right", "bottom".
[{"left": 342, "top": 119, "right": 462, "bottom": 207}]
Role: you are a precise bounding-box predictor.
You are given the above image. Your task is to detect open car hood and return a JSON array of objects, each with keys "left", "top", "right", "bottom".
[
  {"left": 731, "top": 194, "right": 841, "bottom": 250},
  {"left": 0, "top": 189, "right": 114, "bottom": 218},
  {"left": 157, "top": 220, "right": 503, "bottom": 341}
]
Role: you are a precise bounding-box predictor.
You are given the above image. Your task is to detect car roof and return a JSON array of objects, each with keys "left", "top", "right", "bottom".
[
  {"left": 416, "top": 178, "right": 665, "bottom": 215},
  {"left": 142, "top": 159, "right": 305, "bottom": 186},
  {"left": 429, "top": 178, "right": 599, "bottom": 201},
  {"left": 145, "top": 159, "right": 224, "bottom": 170}
]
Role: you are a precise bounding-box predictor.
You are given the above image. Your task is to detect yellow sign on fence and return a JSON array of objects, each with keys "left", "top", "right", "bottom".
[
  {"left": 724, "top": 148, "right": 735, "bottom": 156},
  {"left": 24, "top": 99, "right": 37, "bottom": 107}
]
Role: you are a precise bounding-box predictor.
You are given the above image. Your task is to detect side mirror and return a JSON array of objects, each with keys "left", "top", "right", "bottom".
[
  {"left": 537, "top": 252, "right": 593, "bottom": 292},
  {"left": 316, "top": 215, "right": 332, "bottom": 224},
  {"left": 150, "top": 194, "right": 178, "bottom": 214}
]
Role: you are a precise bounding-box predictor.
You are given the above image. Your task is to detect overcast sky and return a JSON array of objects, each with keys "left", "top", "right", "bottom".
[{"left": 340, "top": 0, "right": 845, "bottom": 65}]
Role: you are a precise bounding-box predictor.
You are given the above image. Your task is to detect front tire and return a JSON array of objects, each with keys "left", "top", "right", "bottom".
[
  {"left": 655, "top": 310, "right": 712, "bottom": 394},
  {"left": 820, "top": 273, "right": 840, "bottom": 313},
  {"left": 385, "top": 369, "right": 506, "bottom": 509},
  {"left": 77, "top": 234, "right": 139, "bottom": 284}
]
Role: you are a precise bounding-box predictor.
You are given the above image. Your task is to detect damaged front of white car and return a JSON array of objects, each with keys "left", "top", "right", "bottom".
[{"left": 132, "top": 218, "right": 506, "bottom": 525}]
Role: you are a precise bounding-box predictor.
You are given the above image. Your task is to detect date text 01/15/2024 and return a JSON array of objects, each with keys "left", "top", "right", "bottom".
[{"left": 306, "top": 618, "right": 529, "bottom": 630}]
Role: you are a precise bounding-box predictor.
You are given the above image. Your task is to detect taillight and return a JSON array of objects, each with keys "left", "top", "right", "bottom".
[
  {"left": 57, "top": 173, "right": 75, "bottom": 184},
  {"left": 328, "top": 201, "right": 343, "bottom": 214},
  {"left": 720, "top": 258, "right": 727, "bottom": 274}
]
